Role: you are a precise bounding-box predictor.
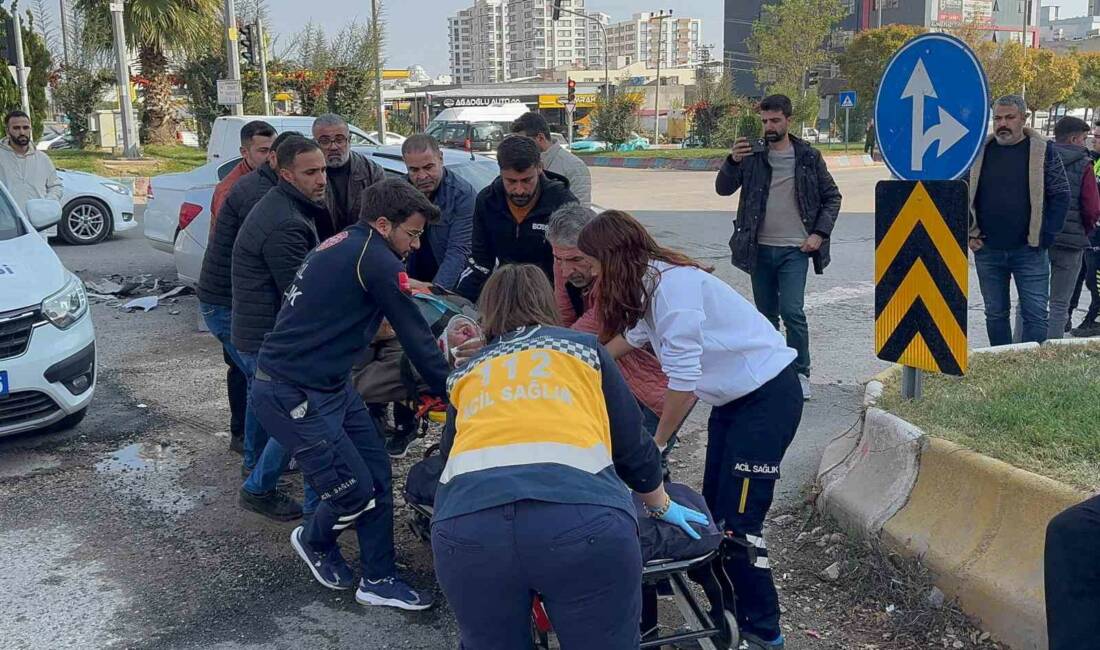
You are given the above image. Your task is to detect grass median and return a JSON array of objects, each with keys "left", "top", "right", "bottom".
[
  {"left": 51, "top": 145, "right": 207, "bottom": 176},
  {"left": 879, "top": 343, "right": 1100, "bottom": 491}
]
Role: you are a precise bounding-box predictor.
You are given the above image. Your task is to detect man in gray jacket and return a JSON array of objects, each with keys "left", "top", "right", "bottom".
[
  {"left": 312, "top": 113, "right": 387, "bottom": 234},
  {"left": 0, "top": 110, "right": 62, "bottom": 209},
  {"left": 512, "top": 112, "right": 591, "bottom": 207}
]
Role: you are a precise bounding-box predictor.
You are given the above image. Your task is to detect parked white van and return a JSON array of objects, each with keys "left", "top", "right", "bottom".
[
  {"left": 0, "top": 191, "right": 96, "bottom": 437},
  {"left": 204, "top": 115, "right": 381, "bottom": 164},
  {"left": 426, "top": 102, "right": 530, "bottom": 153}
]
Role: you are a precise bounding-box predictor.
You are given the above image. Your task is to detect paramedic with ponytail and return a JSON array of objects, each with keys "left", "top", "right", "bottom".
[
  {"left": 432, "top": 264, "right": 708, "bottom": 650},
  {"left": 577, "top": 211, "right": 804, "bottom": 650}
]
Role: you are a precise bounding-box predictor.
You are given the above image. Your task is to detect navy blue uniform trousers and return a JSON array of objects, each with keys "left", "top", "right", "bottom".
[
  {"left": 703, "top": 364, "right": 802, "bottom": 641},
  {"left": 432, "top": 501, "right": 642, "bottom": 650},
  {"left": 1045, "top": 494, "right": 1100, "bottom": 649},
  {"left": 251, "top": 375, "right": 396, "bottom": 579}
]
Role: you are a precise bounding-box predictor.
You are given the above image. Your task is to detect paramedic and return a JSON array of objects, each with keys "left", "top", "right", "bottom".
[
  {"left": 433, "top": 263, "right": 708, "bottom": 650},
  {"left": 249, "top": 178, "right": 450, "bottom": 610},
  {"left": 577, "top": 210, "right": 803, "bottom": 650}
]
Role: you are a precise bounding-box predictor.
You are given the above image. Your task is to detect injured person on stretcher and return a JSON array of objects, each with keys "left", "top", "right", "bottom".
[{"left": 409, "top": 264, "right": 742, "bottom": 650}]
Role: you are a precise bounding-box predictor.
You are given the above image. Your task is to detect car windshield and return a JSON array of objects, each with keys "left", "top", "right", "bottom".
[
  {"left": 470, "top": 122, "right": 506, "bottom": 144},
  {"left": 447, "top": 160, "right": 499, "bottom": 192},
  {"left": 0, "top": 192, "right": 26, "bottom": 241}
]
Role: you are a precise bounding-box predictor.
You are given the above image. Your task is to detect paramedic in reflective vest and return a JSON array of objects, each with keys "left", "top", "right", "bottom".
[
  {"left": 433, "top": 264, "right": 708, "bottom": 650},
  {"left": 249, "top": 179, "right": 450, "bottom": 610},
  {"left": 577, "top": 211, "right": 803, "bottom": 650}
]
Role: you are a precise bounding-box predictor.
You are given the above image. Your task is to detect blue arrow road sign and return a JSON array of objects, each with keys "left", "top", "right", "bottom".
[
  {"left": 874, "top": 33, "right": 989, "bottom": 181},
  {"left": 839, "top": 91, "right": 857, "bottom": 109}
]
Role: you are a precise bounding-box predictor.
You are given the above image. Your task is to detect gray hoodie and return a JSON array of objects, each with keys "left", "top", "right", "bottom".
[{"left": 0, "top": 137, "right": 63, "bottom": 210}]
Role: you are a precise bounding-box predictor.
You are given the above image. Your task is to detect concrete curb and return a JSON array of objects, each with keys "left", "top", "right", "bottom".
[
  {"left": 580, "top": 153, "right": 883, "bottom": 172},
  {"left": 882, "top": 438, "right": 1086, "bottom": 650},
  {"left": 818, "top": 344, "right": 1095, "bottom": 649}
]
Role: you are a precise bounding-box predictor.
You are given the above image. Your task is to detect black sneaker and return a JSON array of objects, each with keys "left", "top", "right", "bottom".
[
  {"left": 229, "top": 433, "right": 244, "bottom": 456},
  {"left": 290, "top": 526, "right": 355, "bottom": 590},
  {"left": 1071, "top": 321, "right": 1100, "bottom": 338},
  {"left": 239, "top": 487, "right": 303, "bottom": 521},
  {"left": 385, "top": 429, "right": 418, "bottom": 459}
]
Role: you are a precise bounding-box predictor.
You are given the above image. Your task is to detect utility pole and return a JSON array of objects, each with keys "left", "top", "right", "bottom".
[
  {"left": 12, "top": 12, "right": 29, "bottom": 116},
  {"left": 257, "top": 16, "right": 271, "bottom": 115},
  {"left": 59, "top": 0, "right": 70, "bottom": 67},
  {"left": 109, "top": 2, "right": 139, "bottom": 158},
  {"left": 1021, "top": 0, "right": 1029, "bottom": 103},
  {"left": 224, "top": 0, "right": 243, "bottom": 116},
  {"left": 649, "top": 10, "right": 672, "bottom": 145},
  {"left": 372, "top": 0, "right": 386, "bottom": 142}
]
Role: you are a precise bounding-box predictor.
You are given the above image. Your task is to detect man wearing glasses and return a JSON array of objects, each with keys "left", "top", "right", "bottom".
[{"left": 312, "top": 113, "right": 387, "bottom": 235}]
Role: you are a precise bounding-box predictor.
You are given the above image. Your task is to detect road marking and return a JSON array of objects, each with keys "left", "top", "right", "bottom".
[{"left": 804, "top": 282, "right": 874, "bottom": 311}]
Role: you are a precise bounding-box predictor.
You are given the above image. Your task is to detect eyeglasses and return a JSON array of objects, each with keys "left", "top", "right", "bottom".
[
  {"left": 399, "top": 226, "right": 425, "bottom": 240},
  {"left": 317, "top": 135, "right": 348, "bottom": 147}
]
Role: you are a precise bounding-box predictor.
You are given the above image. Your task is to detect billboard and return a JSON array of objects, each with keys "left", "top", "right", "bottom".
[{"left": 937, "top": 0, "right": 993, "bottom": 24}]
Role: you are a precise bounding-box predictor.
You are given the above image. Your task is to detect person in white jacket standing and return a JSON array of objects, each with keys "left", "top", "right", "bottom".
[
  {"left": 0, "top": 110, "right": 63, "bottom": 210},
  {"left": 577, "top": 209, "right": 803, "bottom": 650}
]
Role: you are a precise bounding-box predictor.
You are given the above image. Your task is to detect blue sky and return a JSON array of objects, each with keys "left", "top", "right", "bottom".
[{"left": 258, "top": 0, "right": 725, "bottom": 76}]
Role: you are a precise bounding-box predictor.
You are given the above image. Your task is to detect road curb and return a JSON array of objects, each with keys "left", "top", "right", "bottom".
[
  {"left": 818, "top": 345, "right": 1093, "bottom": 650},
  {"left": 580, "top": 153, "right": 883, "bottom": 172}
]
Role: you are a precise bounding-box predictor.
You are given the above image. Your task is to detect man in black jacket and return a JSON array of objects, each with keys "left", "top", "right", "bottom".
[
  {"left": 251, "top": 179, "right": 449, "bottom": 610},
  {"left": 455, "top": 135, "right": 578, "bottom": 301},
  {"left": 199, "top": 120, "right": 276, "bottom": 456},
  {"left": 312, "top": 113, "right": 387, "bottom": 234},
  {"left": 716, "top": 94, "right": 842, "bottom": 402},
  {"left": 232, "top": 136, "right": 329, "bottom": 520}
]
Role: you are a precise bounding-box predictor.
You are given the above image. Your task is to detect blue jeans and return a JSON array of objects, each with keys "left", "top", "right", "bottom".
[
  {"left": 432, "top": 501, "right": 642, "bottom": 650},
  {"left": 750, "top": 245, "right": 811, "bottom": 377},
  {"left": 234, "top": 351, "right": 268, "bottom": 471},
  {"left": 252, "top": 377, "right": 396, "bottom": 578},
  {"left": 974, "top": 246, "right": 1051, "bottom": 346}
]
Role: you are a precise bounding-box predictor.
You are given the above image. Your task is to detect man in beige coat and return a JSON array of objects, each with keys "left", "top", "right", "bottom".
[
  {"left": 0, "top": 110, "right": 62, "bottom": 210},
  {"left": 512, "top": 111, "right": 591, "bottom": 208}
]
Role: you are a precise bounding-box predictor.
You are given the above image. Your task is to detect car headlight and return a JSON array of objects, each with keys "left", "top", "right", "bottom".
[
  {"left": 100, "top": 181, "right": 130, "bottom": 196},
  {"left": 42, "top": 275, "right": 88, "bottom": 330}
]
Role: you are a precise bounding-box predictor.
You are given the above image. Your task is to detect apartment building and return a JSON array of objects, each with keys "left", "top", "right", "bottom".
[
  {"left": 448, "top": 0, "right": 506, "bottom": 84},
  {"left": 606, "top": 12, "right": 703, "bottom": 68}
]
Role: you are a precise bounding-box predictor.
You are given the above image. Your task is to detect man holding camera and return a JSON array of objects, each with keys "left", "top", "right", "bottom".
[{"left": 716, "top": 94, "right": 842, "bottom": 401}]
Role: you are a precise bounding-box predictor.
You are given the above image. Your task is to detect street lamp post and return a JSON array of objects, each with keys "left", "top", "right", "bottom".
[
  {"left": 649, "top": 10, "right": 673, "bottom": 145},
  {"left": 552, "top": 4, "right": 610, "bottom": 101},
  {"left": 109, "top": 1, "right": 139, "bottom": 158},
  {"left": 372, "top": 0, "right": 387, "bottom": 141}
]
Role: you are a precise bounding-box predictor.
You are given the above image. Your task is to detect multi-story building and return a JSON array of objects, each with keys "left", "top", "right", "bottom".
[
  {"left": 725, "top": 0, "right": 1038, "bottom": 96},
  {"left": 606, "top": 12, "right": 703, "bottom": 69},
  {"left": 448, "top": 0, "right": 506, "bottom": 84}
]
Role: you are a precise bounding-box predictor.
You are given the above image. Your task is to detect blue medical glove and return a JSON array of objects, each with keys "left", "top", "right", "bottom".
[{"left": 659, "top": 501, "right": 710, "bottom": 540}]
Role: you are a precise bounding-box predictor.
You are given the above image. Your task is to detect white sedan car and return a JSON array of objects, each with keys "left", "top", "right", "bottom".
[{"left": 42, "top": 170, "right": 137, "bottom": 245}]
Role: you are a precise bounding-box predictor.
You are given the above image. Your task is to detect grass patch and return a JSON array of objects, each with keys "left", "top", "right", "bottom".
[
  {"left": 51, "top": 145, "right": 207, "bottom": 176},
  {"left": 575, "top": 143, "right": 864, "bottom": 159},
  {"left": 878, "top": 343, "right": 1100, "bottom": 490}
]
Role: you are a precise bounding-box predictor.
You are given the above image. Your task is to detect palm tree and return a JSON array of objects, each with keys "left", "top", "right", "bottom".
[{"left": 74, "top": 0, "right": 220, "bottom": 145}]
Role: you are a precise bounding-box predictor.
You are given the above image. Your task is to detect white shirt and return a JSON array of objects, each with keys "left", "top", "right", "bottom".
[{"left": 625, "top": 261, "right": 796, "bottom": 406}]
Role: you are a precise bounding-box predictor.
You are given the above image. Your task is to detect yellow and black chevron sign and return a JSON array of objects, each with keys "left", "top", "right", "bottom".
[{"left": 875, "top": 180, "right": 968, "bottom": 376}]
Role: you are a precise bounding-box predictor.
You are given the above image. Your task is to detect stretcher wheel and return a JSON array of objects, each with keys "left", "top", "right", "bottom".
[{"left": 720, "top": 610, "right": 740, "bottom": 650}]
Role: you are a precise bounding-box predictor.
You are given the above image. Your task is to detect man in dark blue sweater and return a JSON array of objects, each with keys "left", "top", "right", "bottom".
[{"left": 250, "top": 178, "right": 450, "bottom": 610}]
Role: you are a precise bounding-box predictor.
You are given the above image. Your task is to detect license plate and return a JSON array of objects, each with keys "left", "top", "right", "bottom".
[{"left": 0, "top": 370, "right": 8, "bottom": 397}]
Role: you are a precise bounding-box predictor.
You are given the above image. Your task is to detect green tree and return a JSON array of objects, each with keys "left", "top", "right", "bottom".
[
  {"left": 837, "top": 25, "right": 926, "bottom": 112},
  {"left": 591, "top": 91, "right": 643, "bottom": 148},
  {"left": 178, "top": 51, "right": 226, "bottom": 147},
  {"left": 74, "top": 0, "right": 221, "bottom": 144},
  {"left": 1025, "top": 49, "right": 1080, "bottom": 114},
  {"left": 949, "top": 22, "right": 1030, "bottom": 101},
  {"left": 52, "top": 66, "right": 114, "bottom": 147},
  {"left": 1067, "top": 52, "right": 1100, "bottom": 109},
  {"left": 748, "top": 0, "right": 845, "bottom": 125},
  {"left": 0, "top": 7, "right": 53, "bottom": 137}
]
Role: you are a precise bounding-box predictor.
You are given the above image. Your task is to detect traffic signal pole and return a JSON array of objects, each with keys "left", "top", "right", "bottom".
[
  {"left": 257, "top": 17, "right": 271, "bottom": 115},
  {"left": 12, "top": 12, "right": 29, "bottom": 116},
  {"left": 224, "top": 0, "right": 243, "bottom": 116}
]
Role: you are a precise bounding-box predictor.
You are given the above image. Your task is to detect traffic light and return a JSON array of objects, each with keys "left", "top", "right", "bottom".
[
  {"left": 239, "top": 23, "right": 256, "bottom": 66},
  {"left": 552, "top": 0, "right": 563, "bottom": 20},
  {"left": 804, "top": 69, "right": 819, "bottom": 88},
  {"left": 0, "top": 17, "right": 16, "bottom": 63},
  {"left": 567, "top": 79, "right": 576, "bottom": 103}
]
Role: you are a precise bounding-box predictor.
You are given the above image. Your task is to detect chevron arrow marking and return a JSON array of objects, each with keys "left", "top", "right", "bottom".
[
  {"left": 875, "top": 258, "right": 968, "bottom": 374},
  {"left": 875, "top": 182, "right": 968, "bottom": 292}
]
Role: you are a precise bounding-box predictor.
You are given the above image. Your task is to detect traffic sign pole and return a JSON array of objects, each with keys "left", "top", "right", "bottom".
[
  {"left": 844, "top": 107, "right": 850, "bottom": 155},
  {"left": 902, "top": 365, "right": 923, "bottom": 400}
]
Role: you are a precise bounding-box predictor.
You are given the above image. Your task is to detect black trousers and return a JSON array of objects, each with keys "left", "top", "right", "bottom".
[
  {"left": 703, "top": 365, "right": 803, "bottom": 641},
  {"left": 1045, "top": 495, "right": 1100, "bottom": 649},
  {"left": 225, "top": 348, "right": 246, "bottom": 442},
  {"left": 1068, "top": 249, "right": 1100, "bottom": 325}
]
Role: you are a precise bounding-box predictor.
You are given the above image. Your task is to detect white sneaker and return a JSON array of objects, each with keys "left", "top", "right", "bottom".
[{"left": 799, "top": 374, "right": 811, "bottom": 401}]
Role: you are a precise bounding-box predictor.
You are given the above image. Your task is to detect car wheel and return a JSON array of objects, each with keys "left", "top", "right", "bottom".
[
  {"left": 60, "top": 198, "right": 111, "bottom": 245},
  {"left": 48, "top": 407, "right": 89, "bottom": 432}
]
